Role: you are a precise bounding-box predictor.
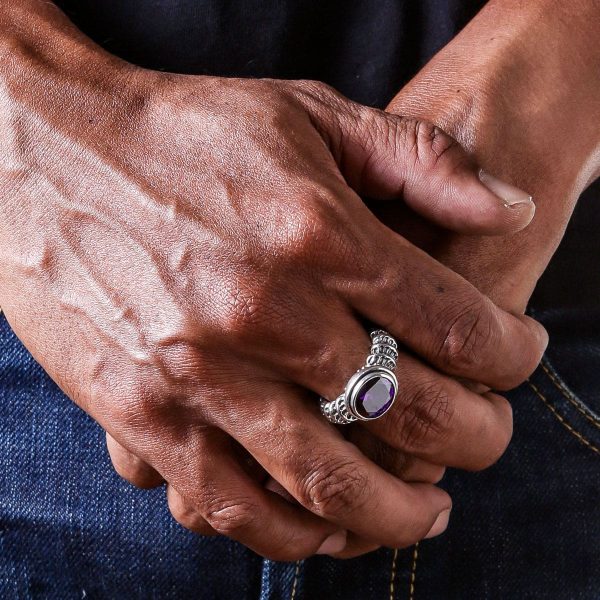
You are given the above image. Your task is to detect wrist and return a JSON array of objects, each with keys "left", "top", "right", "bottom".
[
  {"left": 0, "top": 1, "right": 159, "bottom": 217},
  {"left": 387, "top": 0, "right": 600, "bottom": 196},
  {"left": 1, "top": 0, "right": 172, "bottom": 106},
  {"left": 385, "top": 0, "right": 600, "bottom": 310}
]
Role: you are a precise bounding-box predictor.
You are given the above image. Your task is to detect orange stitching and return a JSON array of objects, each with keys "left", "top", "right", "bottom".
[
  {"left": 290, "top": 560, "right": 301, "bottom": 600},
  {"left": 388, "top": 548, "right": 399, "bottom": 600},
  {"left": 528, "top": 381, "right": 600, "bottom": 455},
  {"left": 409, "top": 543, "right": 419, "bottom": 600},
  {"left": 540, "top": 361, "right": 600, "bottom": 429}
]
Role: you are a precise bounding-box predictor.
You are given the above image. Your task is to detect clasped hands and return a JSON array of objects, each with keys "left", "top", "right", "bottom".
[{"left": 1, "top": 67, "right": 547, "bottom": 560}]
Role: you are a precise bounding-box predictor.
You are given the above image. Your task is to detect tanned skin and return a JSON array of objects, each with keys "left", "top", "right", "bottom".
[{"left": 1, "top": 0, "right": 597, "bottom": 559}]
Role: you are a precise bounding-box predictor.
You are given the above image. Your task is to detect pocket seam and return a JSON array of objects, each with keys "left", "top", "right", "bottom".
[
  {"left": 290, "top": 560, "right": 301, "bottom": 600},
  {"left": 388, "top": 548, "right": 399, "bottom": 600},
  {"left": 528, "top": 380, "right": 600, "bottom": 456},
  {"left": 409, "top": 543, "right": 419, "bottom": 600},
  {"left": 540, "top": 359, "right": 600, "bottom": 429}
]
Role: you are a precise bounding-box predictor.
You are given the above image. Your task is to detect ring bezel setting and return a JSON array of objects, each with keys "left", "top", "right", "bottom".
[
  {"left": 319, "top": 329, "right": 399, "bottom": 424},
  {"left": 345, "top": 366, "right": 398, "bottom": 421}
]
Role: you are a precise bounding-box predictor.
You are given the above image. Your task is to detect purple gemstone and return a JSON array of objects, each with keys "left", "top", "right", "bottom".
[{"left": 356, "top": 376, "right": 395, "bottom": 419}]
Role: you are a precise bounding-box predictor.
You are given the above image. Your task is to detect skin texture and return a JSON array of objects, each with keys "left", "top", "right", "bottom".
[
  {"left": 383, "top": 0, "right": 600, "bottom": 311},
  {"left": 0, "top": 0, "right": 566, "bottom": 560},
  {"left": 104, "top": 0, "right": 600, "bottom": 559},
  {"left": 339, "top": 0, "right": 600, "bottom": 558}
]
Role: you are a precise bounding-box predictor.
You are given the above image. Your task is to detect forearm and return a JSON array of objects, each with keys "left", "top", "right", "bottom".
[
  {"left": 389, "top": 0, "right": 600, "bottom": 182},
  {"left": 0, "top": 0, "right": 117, "bottom": 76},
  {"left": 386, "top": 0, "right": 600, "bottom": 308},
  {"left": 0, "top": 1, "right": 155, "bottom": 225}
]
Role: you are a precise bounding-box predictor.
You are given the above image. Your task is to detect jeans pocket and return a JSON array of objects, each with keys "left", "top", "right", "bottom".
[{"left": 527, "top": 356, "right": 600, "bottom": 456}]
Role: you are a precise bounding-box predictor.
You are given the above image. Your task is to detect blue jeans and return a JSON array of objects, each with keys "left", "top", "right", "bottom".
[{"left": 1, "top": 187, "right": 599, "bottom": 599}]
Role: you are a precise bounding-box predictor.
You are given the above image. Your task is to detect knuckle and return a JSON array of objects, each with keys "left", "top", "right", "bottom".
[
  {"left": 281, "top": 205, "right": 331, "bottom": 261},
  {"left": 419, "top": 121, "right": 458, "bottom": 161},
  {"left": 290, "top": 338, "right": 354, "bottom": 399},
  {"left": 392, "top": 379, "right": 454, "bottom": 453},
  {"left": 267, "top": 190, "right": 358, "bottom": 270},
  {"left": 216, "top": 270, "right": 304, "bottom": 351},
  {"left": 108, "top": 451, "right": 153, "bottom": 488},
  {"left": 298, "top": 457, "right": 371, "bottom": 519},
  {"left": 436, "top": 298, "right": 495, "bottom": 373},
  {"left": 285, "top": 195, "right": 341, "bottom": 256},
  {"left": 169, "top": 502, "right": 214, "bottom": 536},
  {"left": 389, "top": 116, "right": 421, "bottom": 159},
  {"left": 402, "top": 118, "right": 462, "bottom": 169},
  {"left": 89, "top": 340, "right": 199, "bottom": 428},
  {"left": 218, "top": 280, "right": 268, "bottom": 341},
  {"left": 97, "top": 379, "right": 162, "bottom": 431},
  {"left": 210, "top": 268, "right": 286, "bottom": 347},
  {"left": 203, "top": 497, "right": 259, "bottom": 536},
  {"left": 353, "top": 109, "right": 400, "bottom": 159}
]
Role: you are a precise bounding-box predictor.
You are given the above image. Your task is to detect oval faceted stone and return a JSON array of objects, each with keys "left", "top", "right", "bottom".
[{"left": 356, "top": 376, "right": 395, "bottom": 419}]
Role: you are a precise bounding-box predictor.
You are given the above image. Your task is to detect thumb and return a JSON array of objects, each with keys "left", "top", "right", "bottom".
[{"left": 332, "top": 109, "right": 535, "bottom": 235}]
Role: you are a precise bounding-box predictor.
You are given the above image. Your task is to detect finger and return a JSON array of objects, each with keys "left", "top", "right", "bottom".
[
  {"left": 106, "top": 433, "right": 165, "bottom": 489},
  {"left": 301, "top": 85, "right": 535, "bottom": 235},
  {"left": 166, "top": 428, "right": 344, "bottom": 561},
  {"left": 215, "top": 386, "right": 452, "bottom": 549},
  {"left": 345, "top": 428, "right": 446, "bottom": 483},
  {"left": 328, "top": 506, "right": 451, "bottom": 559},
  {"left": 261, "top": 301, "right": 515, "bottom": 467},
  {"left": 263, "top": 477, "right": 351, "bottom": 554},
  {"left": 327, "top": 506, "right": 451, "bottom": 559},
  {"left": 343, "top": 231, "right": 548, "bottom": 390},
  {"left": 328, "top": 532, "right": 381, "bottom": 559},
  {"left": 354, "top": 116, "right": 535, "bottom": 235},
  {"left": 264, "top": 477, "right": 297, "bottom": 502},
  {"left": 363, "top": 353, "right": 513, "bottom": 470},
  {"left": 245, "top": 193, "right": 546, "bottom": 390},
  {"left": 397, "top": 457, "right": 446, "bottom": 484},
  {"left": 300, "top": 317, "right": 514, "bottom": 470},
  {"left": 167, "top": 439, "right": 269, "bottom": 539},
  {"left": 167, "top": 486, "right": 219, "bottom": 537},
  {"left": 263, "top": 460, "right": 440, "bottom": 560}
]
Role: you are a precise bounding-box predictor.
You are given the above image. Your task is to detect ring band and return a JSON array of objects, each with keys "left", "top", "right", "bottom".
[{"left": 320, "top": 329, "right": 399, "bottom": 424}]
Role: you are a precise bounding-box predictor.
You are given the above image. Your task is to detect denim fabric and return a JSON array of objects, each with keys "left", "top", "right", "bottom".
[
  {"left": 2, "top": 190, "right": 599, "bottom": 599},
  {"left": 2, "top": 0, "right": 600, "bottom": 598},
  {"left": 0, "top": 314, "right": 264, "bottom": 599}
]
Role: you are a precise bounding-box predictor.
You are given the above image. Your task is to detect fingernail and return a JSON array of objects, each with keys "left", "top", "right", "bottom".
[
  {"left": 424, "top": 509, "right": 451, "bottom": 539},
  {"left": 535, "top": 322, "right": 550, "bottom": 352},
  {"left": 316, "top": 530, "right": 347, "bottom": 555},
  {"left": 478, "top": 169, "right": 534, "bottom": 208}
]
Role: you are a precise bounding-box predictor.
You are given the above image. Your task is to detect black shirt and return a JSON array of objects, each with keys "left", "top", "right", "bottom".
[{"left": 54, "top": 0, "right": 600, "bottom": 313}]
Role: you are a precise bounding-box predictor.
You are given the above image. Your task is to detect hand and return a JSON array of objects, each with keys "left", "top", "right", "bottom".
[
  {"left": 0, "top": 2, "right": 547, "bottom": 560},
  {"left": 336, "top": 0, "right": 600, "bottom": 557},
  {"left": 309, "top": 0, "right": 600, "bottom": 557},
  {"left": 380, "top": 0, "right": 600, "bottom": 312}
]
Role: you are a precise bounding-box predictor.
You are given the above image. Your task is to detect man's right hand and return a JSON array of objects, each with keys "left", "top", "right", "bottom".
[{"left": 0, "top": 0, "right": 547, "bottom": 560}]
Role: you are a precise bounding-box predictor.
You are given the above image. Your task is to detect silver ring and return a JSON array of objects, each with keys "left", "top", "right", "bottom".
[{"left": 320, "top": 329, "right": 399, "bottom": 424}]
